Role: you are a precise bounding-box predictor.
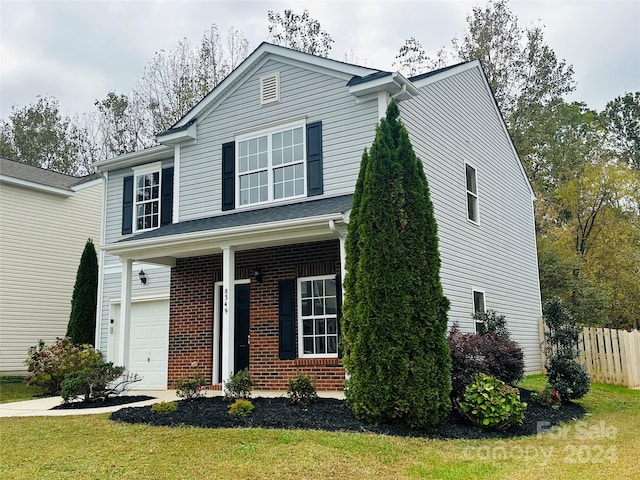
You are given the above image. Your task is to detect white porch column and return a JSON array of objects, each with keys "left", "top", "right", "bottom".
[
  {"left": 221, "top": 246, "right": 235, "bottom": 387},
  {"left": 118, "top": 259, "right": 133, "bottom": 366},
  {"left": 338, "top": 234, "right": 346, "bottom": 284}
]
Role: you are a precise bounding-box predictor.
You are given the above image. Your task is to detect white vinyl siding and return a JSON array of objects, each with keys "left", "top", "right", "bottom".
[
  {"left": 401, "top": 65, "right": 542, "bottom": 372},
  {"left": 0, "top": 181, "right": 102, "bottom": 373}
]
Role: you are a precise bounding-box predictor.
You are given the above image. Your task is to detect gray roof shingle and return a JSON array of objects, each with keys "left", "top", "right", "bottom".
[
  {"left": 118, "top": 194, "right": 354, "bottom": 243},
  {"left": 0, "top": 157, "right": 101, "bottom": 191}
]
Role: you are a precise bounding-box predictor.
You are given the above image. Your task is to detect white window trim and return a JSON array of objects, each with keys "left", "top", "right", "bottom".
[
  {"left": 465, "top": 162, "right": 480, "bottom": 225},
  {"left": 297, "top": 274, "right": 339, "bottom": 359},
  {"left": 472, "top": 289, "right": 486, "bottom": 333},
  {"left": 235, "top": 120, "right": 307, "bottom": 209},
  {"left": 132, "top": 162, "right": 162, "bottom": 233}
]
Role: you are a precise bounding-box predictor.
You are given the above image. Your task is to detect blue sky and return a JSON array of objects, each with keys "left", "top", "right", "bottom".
[{"left": 1, "top": 0, "right": 638, "bottom": 119}]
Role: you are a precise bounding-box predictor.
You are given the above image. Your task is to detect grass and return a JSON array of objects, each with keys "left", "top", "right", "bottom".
[
  {"left": 0, "top": 376, "right": 638, "bottom": 479},
  {"left": 0, "top": 376, "right": 43, "bottom": 404}
]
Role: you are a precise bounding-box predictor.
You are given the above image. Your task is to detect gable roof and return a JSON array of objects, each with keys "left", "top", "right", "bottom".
[
  {"left": 162, "top": 42, "right": 380, "bottom": 134},
  {"left": 0, "top": 157, "right": 102, "bottom": 195}
]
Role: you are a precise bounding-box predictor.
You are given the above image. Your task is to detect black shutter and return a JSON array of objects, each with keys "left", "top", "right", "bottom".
[
  {"left": 278, "top": 279, "right": 296, "bottom": 360},
  {"left": 335, "top": 274, "right": 343, "bottom": 359},
  {"left": 306, "top": 121, "right": 323, "bottom": 196},
  {"left": 161, "top": 167, "right": 174, "bottom": 226},
  {"left": 122, "top": 175, "right": 133, "bottom": 235},
  {"left": 222, "top": 141, "right": 235, "bottom": 211}
]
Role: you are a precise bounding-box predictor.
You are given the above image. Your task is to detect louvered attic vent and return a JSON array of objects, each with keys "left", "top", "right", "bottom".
[{"left": 260, "top": 73, "right": 280, "bottom": 105}]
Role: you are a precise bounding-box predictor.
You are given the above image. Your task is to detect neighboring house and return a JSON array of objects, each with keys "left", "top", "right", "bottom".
[
  {"left": 0, "top": 158, "right": 102, "bottom": 374},
  {"left": 95, "top": 43, "right": 542, "bottom": 391}
]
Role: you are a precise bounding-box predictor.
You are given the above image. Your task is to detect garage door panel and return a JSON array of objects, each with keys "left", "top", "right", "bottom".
[{"left": 128, "top": 300, "right": 169, "bottom": 390}]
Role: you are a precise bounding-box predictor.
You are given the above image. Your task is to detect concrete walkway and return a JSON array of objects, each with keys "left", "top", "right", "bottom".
[{"left": 0, "top": 389, "right": 344, "bottom": 418}]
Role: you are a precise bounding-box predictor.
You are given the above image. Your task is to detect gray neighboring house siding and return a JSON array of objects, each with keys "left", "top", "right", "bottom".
[{"left": 402, "top": 65, "right": 542, "bottom": 372}]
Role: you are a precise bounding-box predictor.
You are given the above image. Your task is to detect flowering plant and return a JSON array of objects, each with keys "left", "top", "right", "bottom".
[
  {"left": 175, "top": 374, "right": 207, "bottom": 399},
  {"left": 530, "top": 386, "right": 561, "bottom": 409}
]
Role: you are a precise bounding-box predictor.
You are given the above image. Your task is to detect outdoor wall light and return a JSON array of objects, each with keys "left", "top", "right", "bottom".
[
  {"left": 254, "top": 268, "right": 263, "bottom": 283},
  {"left": 139, "top": 269, "right": 148, "bottom": 285}
]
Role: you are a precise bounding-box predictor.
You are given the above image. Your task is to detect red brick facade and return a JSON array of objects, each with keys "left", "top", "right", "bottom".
[{"left": 168, "top": 239, "right": 345, "bottom": 390}]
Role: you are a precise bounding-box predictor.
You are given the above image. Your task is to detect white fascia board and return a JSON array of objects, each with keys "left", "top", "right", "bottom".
[
  {"left": 410, "top": 60, "right": 482, "bottom": 89},
  {"left": 156, "top": 121, "right": 197, "bottom": 145},
  {"left": 0, "top": 175, "right": 74, "bottom": 196},
  {"left": 103, "top": 213, "right": 346, "bottom": 260},
  {"left": 71, "top": 177, "right": 103, "bottom": 192},
  {"left": 348, "top": 72, "right": 419, "bottom": 100},
  {"left": 172, "top": 43, "right": 378, "bottom": 129},
  {"left": 95, "top": 145, "right": 173, "bottom": 173}
]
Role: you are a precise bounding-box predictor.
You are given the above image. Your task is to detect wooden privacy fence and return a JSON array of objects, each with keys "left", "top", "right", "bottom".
[{"left": 539, "top": 319, "right": 640, "bottom": 388}]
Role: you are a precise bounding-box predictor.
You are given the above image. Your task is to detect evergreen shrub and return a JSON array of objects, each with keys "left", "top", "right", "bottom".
[
  {"left": 223, "top": 369, "right": 254, "bottom": 401},
  {"left": 543, "top": 298, "right": 590, "bottom": 400},
  {"left": 175, "top": 374, "right": 207, "bottom": 399},
  {"left": 66, "top": 239, "right": 98, "bottom": 345},
  {"left": 228, "top": 399, "right": 254, "bottom": 417},
  {"left": 342, "top": 100, "right": 451, "bottom": 428},
  {"left": 60, "top": 360, "right": 125, "bottom": 402},
  {"left": 287, "top": 372, "right": 318, "bottom": 406}
]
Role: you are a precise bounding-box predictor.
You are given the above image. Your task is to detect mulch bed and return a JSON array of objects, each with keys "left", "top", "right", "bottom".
[
  {"left": 51, "top": 395, "right": 154, "bottom": 410},
  {"left": 109, "top": 389, "right": 585, "bottom": 439}
]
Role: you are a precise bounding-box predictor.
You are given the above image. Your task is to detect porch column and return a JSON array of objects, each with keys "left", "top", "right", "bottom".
[
  {"left": 338, "top": 235, "right": 346, "bottom": 284},
  {"left": 118, "top": 259, "right": 133, "bottom": 366},
  {"left": 221, "top": 246, "right": 235, "bottom": 388}
]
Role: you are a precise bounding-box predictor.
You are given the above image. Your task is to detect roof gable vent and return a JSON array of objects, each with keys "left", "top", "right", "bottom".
[{"left": 260, "top": 73, "right": 280, "bottom": 105}]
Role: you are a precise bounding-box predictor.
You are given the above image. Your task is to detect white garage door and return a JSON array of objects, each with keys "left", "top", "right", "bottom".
[{"left": 126, "top": 300, "right": 169, "bottom": 390}]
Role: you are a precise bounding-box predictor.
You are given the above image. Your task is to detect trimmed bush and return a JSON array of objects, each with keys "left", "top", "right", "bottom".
[
  {"left": 66, "top": 239, "right": 98, "bottom": 345},
  {"left": 151, "top": 401, "right": 178, "bottom": 414},
  {"left": 448, "top": 324, "right": 524, "bottom": 396},
  {"left": 24, "top": 338, "right": 102, "bottom": 395},
  {"left": 287, "top": 372, "right": 318, "bottom": 406},
  {"left": 60, "top": 360, "right": 125, "bottom": 402},
  {"left": 457, "top": 373, "right": 527, "bottom": 429},
  {"left": 223, "top": 369, "right": 254, "bottom": 401},
  {"left": 543, "top": 298, "right": 590, "bottom": 401},
  {"left": 342, "top": 100, "right": 451, "bottom": 428},
  {"left": 228, "top": 399, "right": 254, "bottom": 417},
  {"left": 175, "top": 374, "right": 207, "bottom": 400}
]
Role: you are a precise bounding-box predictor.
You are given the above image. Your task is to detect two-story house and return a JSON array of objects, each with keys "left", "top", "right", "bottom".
[
  {"left": 0, "top": 158, "right": 102, "bottom": 374},
  {"left": 95, "top": 43, "right": 542, "bottom": 391}
]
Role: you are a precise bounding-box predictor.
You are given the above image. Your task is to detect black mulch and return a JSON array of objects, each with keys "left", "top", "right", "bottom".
[
  {"left": 51, "top": 395, "right": 155, "bottom": 410},
  {"left": 109, "top": 389, "right": 586, "bottom": 439}
]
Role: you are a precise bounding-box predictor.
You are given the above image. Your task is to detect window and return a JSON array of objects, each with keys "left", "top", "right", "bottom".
[
  {"left": 237, "top": 122, "right": 306, "bottom": 206},
  {"left": 298, "top": 276, "right": 338, "bottom": 357},
  {"left": 466, "top": 163, "right": 479, "bottom": 223},
  {"left": 473, "top": 290, "right": 486, "bottom": 333},
  {"left": 133, "top": 163, "right": 162, "bottom": 232}
]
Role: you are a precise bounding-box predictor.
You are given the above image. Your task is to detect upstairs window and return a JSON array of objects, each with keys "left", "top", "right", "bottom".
[
  {"left": 237, "top": 122, "right": 306, "bottom": 207},
  {"left": 473, "top": 290, "right": 486, "bottom": 333},
  {"left": 298, "top": 276, "right": 338, "bottom": 358},
  {"left": 466, "top": 163, "right": 479, "bottom": 223},
  {"left": 132, "top": 163, "right": 162, "bottom": 232}
]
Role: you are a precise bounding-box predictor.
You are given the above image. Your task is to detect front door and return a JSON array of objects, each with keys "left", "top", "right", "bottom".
[{"left": 234, "top": 284, "right": 250, "bottom": 373}]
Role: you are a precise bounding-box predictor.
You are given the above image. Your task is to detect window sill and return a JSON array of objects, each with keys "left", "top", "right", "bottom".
[{"left": 294, "top": 357, "right": 342, "bottom": 367}]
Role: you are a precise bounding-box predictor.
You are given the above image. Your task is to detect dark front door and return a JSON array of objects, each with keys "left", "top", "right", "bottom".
[{"left": 234, "top": 284, "right": 250, "bottom": 373}]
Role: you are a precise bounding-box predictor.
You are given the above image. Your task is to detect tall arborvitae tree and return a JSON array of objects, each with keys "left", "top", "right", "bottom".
[
  {"left": 342, "top": 100, "right": 451, "bottom": 428},
  {"left": 66, "top": 239, "right": 99, "bottom": 345}
]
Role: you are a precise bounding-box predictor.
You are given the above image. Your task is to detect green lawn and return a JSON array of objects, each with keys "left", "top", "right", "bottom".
[
  {"left": 0, "top": 377, "right": 43, "bottom": 403},
  {"left": 0, "top": 376, "right": 638, "bottom": 479}
]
